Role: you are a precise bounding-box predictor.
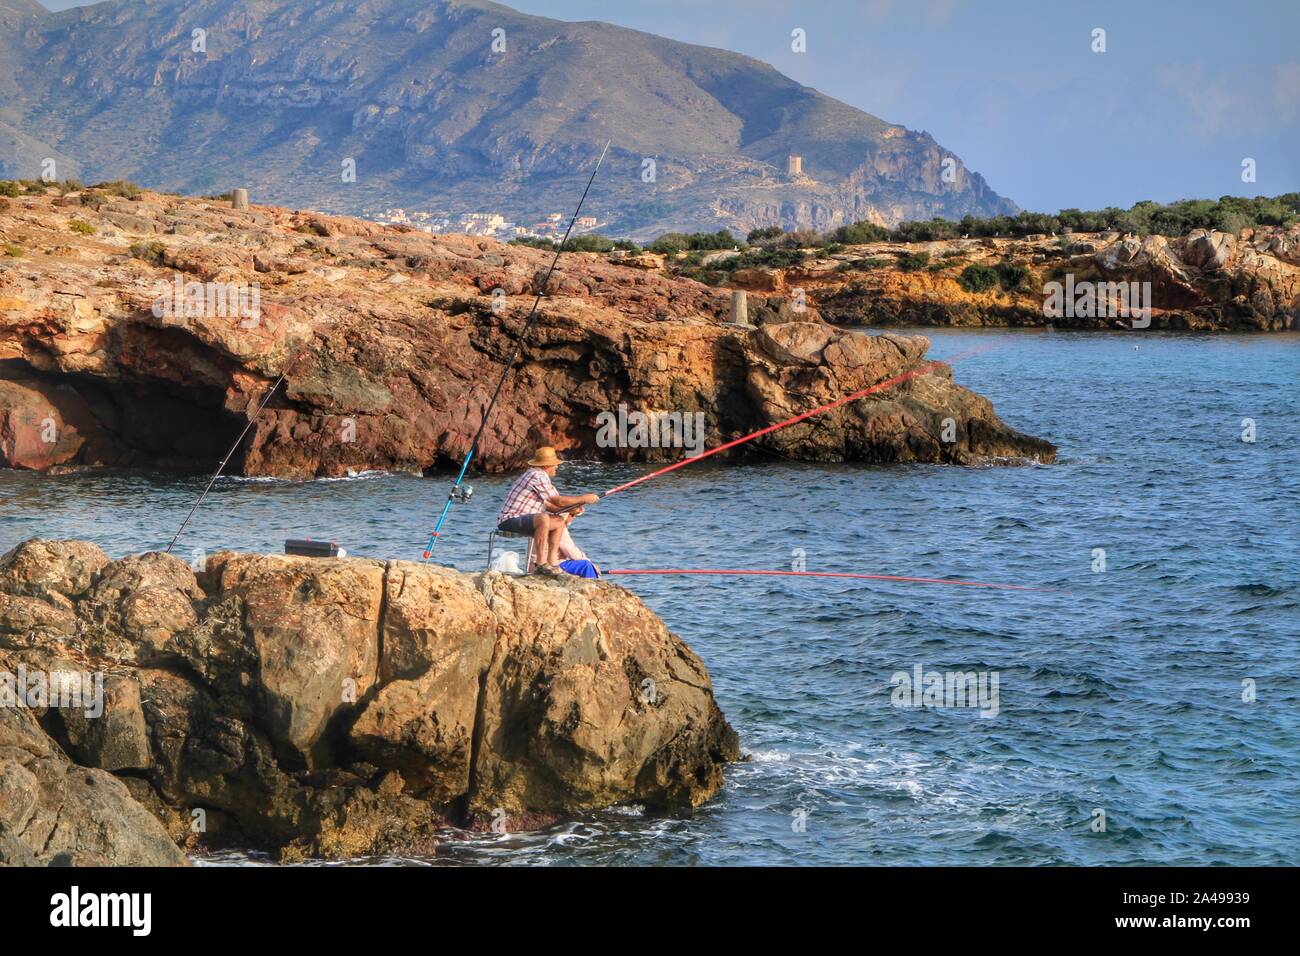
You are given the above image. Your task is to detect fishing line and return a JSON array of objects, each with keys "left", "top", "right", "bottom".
[
  {"left": 604, "top": 568, "right": 1065, "bottom": 593},
  {"left": 164, "top": 347, "right": 312, "bottom": 555},
  {"left": 421, "top": 139, "right": 613, "bottom": 560}
]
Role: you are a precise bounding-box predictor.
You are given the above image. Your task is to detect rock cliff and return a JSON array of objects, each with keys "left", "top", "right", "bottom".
[
  {"left": 0, "top": 538, "right": 739, "bottom": 862},
  {"left": 0, "top": 186, "right": 1055, "bottom": 474},
  {"left": 716, "top": 228, "right": 1300, "bottom": 332}
]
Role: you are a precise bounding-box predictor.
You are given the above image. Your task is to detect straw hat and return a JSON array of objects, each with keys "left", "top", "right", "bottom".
[{"left": 527, "top": 445, "right": 563, "bottom": 468}]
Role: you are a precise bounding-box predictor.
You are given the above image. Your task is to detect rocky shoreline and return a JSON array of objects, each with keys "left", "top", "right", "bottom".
[
  {"left": 0, "top": 187, "right": 1054, "bottom": 475},
  {"left": 716, "top": 227, "right": 1300, "bottom": 332},
  {"left": 0, "top": 538, "right": 739, "bottom": 864}
]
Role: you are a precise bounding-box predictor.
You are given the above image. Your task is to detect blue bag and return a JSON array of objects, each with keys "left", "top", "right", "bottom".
[{"left": 558, "top": 559, "right": 600, "bottom": 579}]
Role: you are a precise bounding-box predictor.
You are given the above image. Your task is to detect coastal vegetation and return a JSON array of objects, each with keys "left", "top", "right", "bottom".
[
  {"left": 569, "top": 193, "right": 1300, "bottom": 260},
  {"left": 824, "top": 193, "right": 1300, "bottom": 243},
  {"left": 512, "top": 193, "right": 1300, "bottom": 289},
  {"left": 956, "top": 262, "right": 1036, "bottom": 294}
]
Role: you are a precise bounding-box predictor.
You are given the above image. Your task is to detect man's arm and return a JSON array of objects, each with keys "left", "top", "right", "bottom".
[{"left": 545, "top": 492, "right": 599, "bottom": 511}]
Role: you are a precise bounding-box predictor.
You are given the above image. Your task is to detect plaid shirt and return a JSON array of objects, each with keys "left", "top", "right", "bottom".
[{"left": 497, "top": 468, "right": 559, "bottom": 523}]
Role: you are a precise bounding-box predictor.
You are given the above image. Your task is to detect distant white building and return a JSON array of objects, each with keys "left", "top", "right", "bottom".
[{"left": 459, "top": 212, "right": 507, "bottom": 234}]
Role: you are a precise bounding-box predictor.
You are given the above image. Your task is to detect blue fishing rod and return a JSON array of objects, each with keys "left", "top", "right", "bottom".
[{"left": 422, "top": 139, "right": 612, "bottom": 560}]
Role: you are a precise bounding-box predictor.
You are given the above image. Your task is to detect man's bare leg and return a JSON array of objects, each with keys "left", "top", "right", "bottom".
[
  {"left": 545, "top": 517, "right": 565, "bottom": 566},
  {"left": 531, "top": 512, "right": 550, "bottom": 568}
]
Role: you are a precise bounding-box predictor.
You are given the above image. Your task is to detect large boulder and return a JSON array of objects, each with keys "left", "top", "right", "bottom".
[
  {"left": 78, "top": 551, "right": 204, "bottom": 661},
  {"left": 0, "top": 539, "right": 108, "bottom": 604},
  {"left": 0, "top": 540, "right": 738, "bottom": 859},
  {"left": 348, "top": 562, "right": 497, "bottom": 801},
  {"left": 0, "top": 700, "right": 187, "bottom": 866},
  {"left": 1181, "top": 229, "right": 1234, "bottom": 271},
  {"left": 469, "top": 573, "right": 740, "bottom": 817},
  {"left": 59, "top": 675, "right": 152, "bottom": 772},
  {"left": 208, "top": 553, "right": 383, "bottom": 769}
]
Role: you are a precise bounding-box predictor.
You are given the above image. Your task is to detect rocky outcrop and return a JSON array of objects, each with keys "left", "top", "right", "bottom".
[
  {"left": 0, "top": 703, "right": 188, "bottom": 866},
  {"left": 734, "top": 228, "right": 1300, "bottom": 332},
  {"left": 0, "top": 538, "right": 739, "bottom": 862},
  {"left": 0, "top": 187, "right": 1055, "bottom": 474}
]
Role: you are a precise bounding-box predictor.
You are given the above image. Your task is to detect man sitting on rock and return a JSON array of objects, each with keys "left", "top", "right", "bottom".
[{"left": 496, "top": 446, "right": 599, "bottom": 575}]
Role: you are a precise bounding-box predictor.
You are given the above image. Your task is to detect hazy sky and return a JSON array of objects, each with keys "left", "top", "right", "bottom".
[{"left": 36, "top": 0, "right": 1300, "bottom": 213}]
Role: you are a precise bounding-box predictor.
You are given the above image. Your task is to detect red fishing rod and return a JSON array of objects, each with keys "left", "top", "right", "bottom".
[
  {"left": 557, "top": 342, "right": 1059, "bottom": 593},
  {"left": 552, "top": 341, "right": 998, "bottom": 516}
]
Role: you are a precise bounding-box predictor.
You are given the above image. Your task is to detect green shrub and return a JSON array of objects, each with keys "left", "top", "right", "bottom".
[
  {"left": 647, "top": 235, "right": 684, "bottom": 255},
  {"left": 684, "top": 247, "right": 807, "bottom": 276},
  {"left": 3, "top": 243, "right": 24, "bottom": 257},
  {"left": 647, "top": 229, "right": 741, "bottom": 254},
  {"left": 836, "top": 257, "right": 887, "bottom": 272},
  {"left": 958, "top": 264, "right": 999, "bottom": 293},
  {"left": 825, "top": 221, "right": 890, "bottom": 244},
  {"left": 68, "top": 219, "right": 95, "bottom": 235},
  {"left": 128, "top": 240, "right": 167, "bottom": 265},
  {"left": 896, "top": 251, "right": 931, "bottom": 272},
  {"left": 747, "top": 226, "right": 785, "bottom": 244},
  {"left": 96, "top": 180, "right": 141, "bottom": 199},
  {"left": 892, "top": 218, "right": 961, "bottom": 242},
  {"left": 565, "top": 234, "right": 616, "bottom": 253},
  {"left": 0, "top": 181, "right": 22, "bottom": 198},
  {"left": 996, "top": 262, "right": 1029, "bottom": 290}
]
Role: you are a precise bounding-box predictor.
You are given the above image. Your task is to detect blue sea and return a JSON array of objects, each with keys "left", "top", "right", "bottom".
[{"left": 3, "top": 329, "right": 1297, "bottom": 866}]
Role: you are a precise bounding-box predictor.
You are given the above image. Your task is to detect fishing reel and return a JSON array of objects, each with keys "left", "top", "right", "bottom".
[{"left": 450, "top": 484, "right": 474, "bottom": 504}]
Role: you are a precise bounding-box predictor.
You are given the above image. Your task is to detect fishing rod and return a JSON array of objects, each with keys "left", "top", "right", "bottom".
[
  {"left": 550, "top": 341, "right": 1000, "bottom": 516},
  {"left": 421, "top": 139, "right": 612, "bottom": 560},
  {"left": 604, "top": 568, "right": 1067, "bottom": 593},
  {"left": 164, "top": 348, "right": 309, "bottom": 555}
]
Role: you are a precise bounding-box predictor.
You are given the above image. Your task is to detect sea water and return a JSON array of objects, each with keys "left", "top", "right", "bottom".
[{"left": 3, "top": 329, "right": 1296, "bottom": 865}]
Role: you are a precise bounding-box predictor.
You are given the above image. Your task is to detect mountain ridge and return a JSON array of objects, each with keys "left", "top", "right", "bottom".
[{"left": 0, "top": 0, "right": 1018, "bottom": 237}]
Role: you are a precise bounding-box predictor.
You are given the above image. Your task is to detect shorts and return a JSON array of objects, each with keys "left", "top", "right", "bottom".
[{"left": 497, "top": 513, "right": 542, "bottom": 535}]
